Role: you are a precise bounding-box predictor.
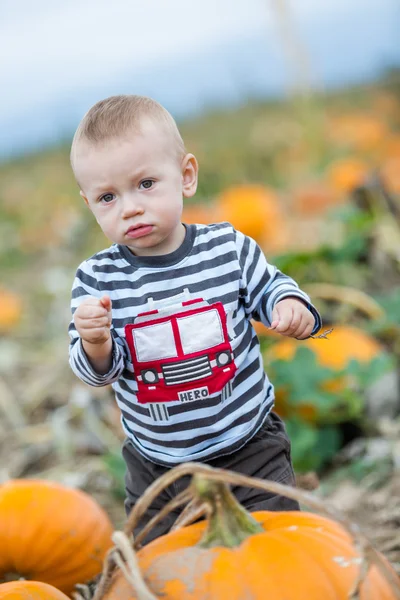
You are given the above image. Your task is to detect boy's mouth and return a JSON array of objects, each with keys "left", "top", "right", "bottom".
[{"left": 126, "top": 224, "right": 153, "bottom": 239}]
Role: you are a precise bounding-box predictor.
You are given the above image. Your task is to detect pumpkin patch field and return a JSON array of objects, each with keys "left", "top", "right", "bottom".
[{"left": 0, "top": 77, "right": 400, "bottom": 596}]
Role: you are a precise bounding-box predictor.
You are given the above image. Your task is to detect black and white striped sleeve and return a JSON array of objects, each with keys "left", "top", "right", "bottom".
[
  {"left": 235, "top": 230, "right": 322, "bottom": 335},
  {"left": 68, "top": 260, "right": 126, "bottom": 386}
]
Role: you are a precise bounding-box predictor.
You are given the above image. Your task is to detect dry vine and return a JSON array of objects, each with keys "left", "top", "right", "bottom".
[{"left": 303, "top": 283, "right": 386, "bottom": 322}]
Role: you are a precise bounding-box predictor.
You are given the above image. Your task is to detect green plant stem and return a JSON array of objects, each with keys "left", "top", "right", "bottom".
[{"left": 192, "top": 474, "right": 264, "bottom": 548}]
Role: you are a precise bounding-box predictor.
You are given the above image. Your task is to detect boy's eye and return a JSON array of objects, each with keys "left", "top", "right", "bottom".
[
  {"left": 100, "top": 193, "right": 114, "bottom": 203},
  {"left": 140, "top": 180, "right": 154, "bottom": 190}
]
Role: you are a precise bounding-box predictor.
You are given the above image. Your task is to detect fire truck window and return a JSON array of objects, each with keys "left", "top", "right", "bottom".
[
  {"left": 133, "top": 321, "right": 177, "bottom": 362},
  {"left": 178, "top": 309, "right": 224, "bottom": 355}
]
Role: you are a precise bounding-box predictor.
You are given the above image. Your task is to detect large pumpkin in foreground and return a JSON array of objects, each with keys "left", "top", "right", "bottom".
[
  {"left": 102, "top": 477, "right": 397, "bottom": 600},
  {"left": 0, "top": 480, "right": 114, "bottom": 595},
  {"left": 0, "top": 581, "right": 70, "bottom": 600}
]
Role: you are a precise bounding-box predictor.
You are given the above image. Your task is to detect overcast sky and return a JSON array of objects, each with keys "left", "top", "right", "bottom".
[
  {"left": 2, "top": 0, "right": 264, "bottom": 117},
  {"left": 3, "top": 0, "right": 394, "bottom": 116},
  {"left": 1, "top": 0, "right": 399, "bottom": 158}
]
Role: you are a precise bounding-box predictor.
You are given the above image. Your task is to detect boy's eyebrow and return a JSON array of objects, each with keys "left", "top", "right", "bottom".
[
  {"left": 90, "top": 166, "right": 157, "bottom": 194},
  {"left": 90, "top": 182, "right": 114, "bottom": 195},
  {"left": 130, "top": 166, "right": 153, "bottom": 179}
]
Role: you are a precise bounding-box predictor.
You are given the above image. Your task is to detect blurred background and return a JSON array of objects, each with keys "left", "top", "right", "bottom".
[{"left": 1, "top": 0, "right": 400, "bottom": 569}]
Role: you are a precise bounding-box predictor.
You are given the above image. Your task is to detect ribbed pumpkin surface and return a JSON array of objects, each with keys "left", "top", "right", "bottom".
[
  {"left": 103, "top": 511, "right": 396, "bottom": 599},
  {"left": 0, "top": 581, "right": 69, "bottom": 600},
  {"left": 0, "top": 480, "right": 113, "bottom": 595}
]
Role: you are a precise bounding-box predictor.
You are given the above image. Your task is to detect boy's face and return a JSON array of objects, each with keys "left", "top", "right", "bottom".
[{"left": 74, "top": 121, "right": 198, "bottom": 256}]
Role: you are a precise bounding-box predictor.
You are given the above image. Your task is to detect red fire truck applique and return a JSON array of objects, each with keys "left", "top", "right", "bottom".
[{"left": 125, "top": 296, "right": 236, "bottom": 405}]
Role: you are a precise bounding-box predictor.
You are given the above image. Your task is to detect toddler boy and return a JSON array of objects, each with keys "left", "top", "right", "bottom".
[{"left": 68, "top": 95, "right": 322, "bottom": 542}]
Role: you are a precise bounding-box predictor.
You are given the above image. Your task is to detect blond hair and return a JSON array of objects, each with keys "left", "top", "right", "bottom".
[{"left": 70, "top": 95, "right": 186, "bottom": 167}]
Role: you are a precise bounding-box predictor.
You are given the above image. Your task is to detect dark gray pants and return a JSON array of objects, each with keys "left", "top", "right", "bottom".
[{"left": 123, "top": 411, "right": 299, "bottom": 544}]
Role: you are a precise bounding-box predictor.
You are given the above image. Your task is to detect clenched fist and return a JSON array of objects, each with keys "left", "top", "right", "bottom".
[
  {"left": 73, "top": 295, "right": 112, "bottom": 345},
  {"left": 270, "top": 297, "right": 315, "bottom": 340}
]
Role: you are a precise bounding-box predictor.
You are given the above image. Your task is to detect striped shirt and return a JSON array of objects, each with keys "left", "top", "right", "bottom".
[{"left": 69, "top": 222, "right": 321, "bottom": 466}]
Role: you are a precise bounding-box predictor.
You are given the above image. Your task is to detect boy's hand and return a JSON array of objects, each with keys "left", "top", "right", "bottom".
[
  {"left": 73, "top": 295, "right": 112, "bottom": 345},
  {"left": 270, "top": 297, "right": 315, "bottom": 339}
]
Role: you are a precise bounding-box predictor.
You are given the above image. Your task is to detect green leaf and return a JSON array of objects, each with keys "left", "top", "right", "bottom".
[
  {"left": 268, "top": 346, "right": 393, "bottom": 425},
  {"left": 372, "top": 287, "right": 400, "bottom": 326},
  {"left": 269, "top": 348, "right": 340, "bottom": 421},
  {"left": 270, "top": 347, "right": 336, "bottom": 400},
  {"left": 103, "top": 451, "right": 126, "bottom": 499},
  {"left": 345, "top": 354, "right": 395, "bottom": 387},
  {"left": 285, "top": 418, "right": 342, "bottom": 472}
]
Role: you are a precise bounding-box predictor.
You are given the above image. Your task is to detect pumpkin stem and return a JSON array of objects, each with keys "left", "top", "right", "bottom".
[{"left": 192, "top": 474, "right": 264, "bottom": 548}]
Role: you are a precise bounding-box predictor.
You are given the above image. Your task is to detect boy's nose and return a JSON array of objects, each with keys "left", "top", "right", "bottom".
[{"left": 121, "top": 195, "right": 144, "bottom": 218}]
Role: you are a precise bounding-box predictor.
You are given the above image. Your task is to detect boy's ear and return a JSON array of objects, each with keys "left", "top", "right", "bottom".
[
  {"left": 80, "top": 190, "right": 90, "bottom": 208},
  {"left": 181, "top": 153, "right": 198, "bottom": 198}
]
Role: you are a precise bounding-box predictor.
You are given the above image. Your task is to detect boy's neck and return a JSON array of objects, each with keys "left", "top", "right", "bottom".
[{"left": 118, "top": 223, "right": 195, "bottom": 269}]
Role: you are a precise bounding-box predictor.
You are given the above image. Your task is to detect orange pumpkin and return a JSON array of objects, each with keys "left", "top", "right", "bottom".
[
  {"left": 0, "top": 581, "right": 70, "bottom": 600},
  {"left": 326, "top": 158, "right": 369, "bottom": 195},
  {"left": 0, "top": 289, "right": 23, "bottom": 333},
  {"left": 213, "top": 184, "right": 289, "bottom": 252},
  {"left": 269, "top": 324, "right": 382, "bottom": 370},
  {"left": 102, "top": 477, "right": 397, "bottom": 599},
  {"left": 0, "top": 480, "right": 114, "bottom": 595}
]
